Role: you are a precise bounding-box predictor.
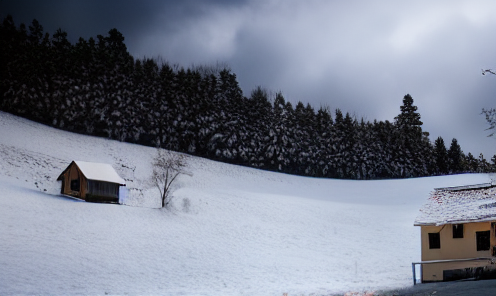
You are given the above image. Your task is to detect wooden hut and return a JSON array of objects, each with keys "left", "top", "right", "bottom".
[{"left": 57, "top": 161, "right": 126, "bottom": 203}]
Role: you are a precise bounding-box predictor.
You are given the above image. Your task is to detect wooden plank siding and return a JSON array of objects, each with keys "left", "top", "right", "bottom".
[
  {"left": 86, "top": 180, "right": 119, "bottom": 203},
  {"left": 59, "top": 162, "right": 88, "bottom": 199}
]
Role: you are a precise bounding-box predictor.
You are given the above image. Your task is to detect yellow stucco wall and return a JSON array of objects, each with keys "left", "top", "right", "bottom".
[{"left": 420, "top": 222, "right": 495, "bottom": 282}]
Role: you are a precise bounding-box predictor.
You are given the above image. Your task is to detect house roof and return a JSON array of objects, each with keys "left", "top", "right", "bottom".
[
  {"left": 414, "top": 183, "right": 496, "bottom": 226},
  {"left": 58, "top": 161, "right": 126, "bottom": 185}
]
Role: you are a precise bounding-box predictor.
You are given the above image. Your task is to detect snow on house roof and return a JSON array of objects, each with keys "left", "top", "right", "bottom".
[
  {"left": 74, "top": 161, "right": 125, "bottom": 185},
  {"left": 414, "top": 184, "right": 496, "bottom": 226},
  {"left": 434, "top": 182, "right": 493, "bottom": 191}
]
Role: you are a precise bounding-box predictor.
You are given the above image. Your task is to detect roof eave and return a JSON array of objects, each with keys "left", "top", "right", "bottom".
[
  {"left": 87, "top": 178, "right": 126, "bottom": 186},
  {"left": 57, "top": 160, "right": 76, "bottom": 181},
  {"left": 415, "top": 217, "right": 496, "bottom": 227}
]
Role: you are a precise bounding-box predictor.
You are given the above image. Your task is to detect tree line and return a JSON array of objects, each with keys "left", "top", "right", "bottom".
[{"left": 1, "top": 15, "right": 494, "bottom": 179}]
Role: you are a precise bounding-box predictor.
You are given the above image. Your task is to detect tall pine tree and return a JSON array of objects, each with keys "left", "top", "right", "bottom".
[
  {"left": 434, "top": 136, "right": 448, "bottom": 175},
  {"left": 447, "top": 138, "right": 463, "bottom": 173},
  {"left": 394, "top": 94, "right": 427, "bottom": 177}
]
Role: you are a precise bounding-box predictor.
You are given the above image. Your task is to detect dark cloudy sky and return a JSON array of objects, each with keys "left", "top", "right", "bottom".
[{"left": 2, "top": 0, "right": 496, "bottom": 159}]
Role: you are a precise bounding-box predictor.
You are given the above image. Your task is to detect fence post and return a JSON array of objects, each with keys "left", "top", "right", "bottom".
[
  {"left": 412, "top": 263, "right": 416, "bottom": 285},
  {"left": 420, "top": 264, "right": 423, "bottom": 284}
]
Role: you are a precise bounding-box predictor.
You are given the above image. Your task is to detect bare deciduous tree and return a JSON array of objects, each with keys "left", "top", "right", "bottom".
[
  {"left": 482, "top": 68, "right": 496, "bottom": 137},
  {"left": 152, "top": 149, "right": 186, "bottom": 208}
]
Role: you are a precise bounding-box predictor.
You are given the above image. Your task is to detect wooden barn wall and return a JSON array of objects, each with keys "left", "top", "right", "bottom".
[
  {"left": 87, "top": 181, "right": 119, "bottom": 198},
  {"left": 62, "top": 163, "right": 88, "bottom": 199}
]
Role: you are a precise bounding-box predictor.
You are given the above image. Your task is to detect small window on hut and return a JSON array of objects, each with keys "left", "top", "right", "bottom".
[
  {"left": 70, "top": 179, "right": 80, "bottom": 192},
  {"left": 476, "top": 231, "right": 490, "bottom": 251},
  {"left": 453, "top": 224, "right": 463, "bottom": 238},
  {"left": 428, "top": 233, "right": 440, "bottom": 249}
]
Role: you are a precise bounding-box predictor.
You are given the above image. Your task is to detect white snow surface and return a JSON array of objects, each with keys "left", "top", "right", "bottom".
[
  {"left": 0, "top": 111, "right": 492, "bottom": 296},
  {"left": 71, "top": 160, "right": 126, "bottom": 185},
  {"left": 414, "top": 186, "right": 496, "bottom": 226}
]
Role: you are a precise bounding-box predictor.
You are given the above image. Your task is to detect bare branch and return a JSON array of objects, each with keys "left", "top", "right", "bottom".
[
  {"left": 481, "top": 68, "right": 496, "bottom": 137},
  {"left": 482, "top": 69, "right": 496, "bottom": 76},
  {"left": 482, "top": 108, "right": 496, "bottom": 137}
]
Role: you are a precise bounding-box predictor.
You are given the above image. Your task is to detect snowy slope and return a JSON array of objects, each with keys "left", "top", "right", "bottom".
[{"left": 0, "top": 111, "right": 491, "bottom": 296}]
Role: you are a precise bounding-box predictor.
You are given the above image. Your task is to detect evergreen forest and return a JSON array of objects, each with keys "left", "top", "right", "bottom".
[{"left": 1, "top": 15, "right": 494, "bottom": 179}]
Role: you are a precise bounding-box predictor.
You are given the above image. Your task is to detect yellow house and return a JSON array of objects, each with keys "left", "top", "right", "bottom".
[{"left": 414, "top": 183, "right": 496, "bottom": 283}]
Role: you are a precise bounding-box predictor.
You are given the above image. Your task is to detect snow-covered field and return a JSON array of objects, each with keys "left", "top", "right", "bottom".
[{"left": 0, "top": 111, "right": 491, "bottom": 296}]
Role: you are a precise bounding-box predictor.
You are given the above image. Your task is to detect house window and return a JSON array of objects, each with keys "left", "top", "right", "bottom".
[
  {"left": 428, "top": 233, "right": 440, "bottom": 249},
  {"left": 476, "top": 231, "right": 490, "bottom": 251},
  {"left": 453, "top": 224, "right": 464, "bottom": 238},
  {"left": 70, "top": 179, "right": 80, "bottom": 192}
]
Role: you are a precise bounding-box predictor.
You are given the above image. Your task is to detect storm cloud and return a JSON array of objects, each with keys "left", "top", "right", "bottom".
[{"left": 2, "top": 0, "right": 496, "bottom": 158}]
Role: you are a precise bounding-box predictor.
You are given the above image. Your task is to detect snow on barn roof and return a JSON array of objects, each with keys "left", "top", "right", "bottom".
[
  {"left": 414, "top": 183, "right": 496, "bottom": 226},
  {"left": 73, "top": 161, "right": 125, "bottom": 185}
]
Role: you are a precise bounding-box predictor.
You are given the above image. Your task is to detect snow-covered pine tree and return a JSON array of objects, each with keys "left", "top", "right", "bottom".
[
  {"left": 302, "top": 103, "right": 318, "bottom": 176},
  {"left": 447, "top": 138, "right": 463, "bottom": 174},
  {"left": 219, "top": 69, "right": 247, "bottom": 164},
  {"left": 433, "top": 136, "right": 448, "bottom": 175},
  {"left": 95, "top": 29, "right": 134, "bottom": 141},
  {"left": 353, "top": 119, "right": 378, "bottom": 180},
  {"left": 465, "top": 152, "right": 478, "bottom": 173},
  {"left": 478, "top": 153, "right": 489, "bottom": 173},
  {"left": 314, "top": 106, "right": 334, "bottom": 177},
  {"left": 393, "top": 94, "right": 426, "bottom": 177},
  {"left": 246, "top": 86, "right": 272, "bottom": 168},
  {"left": 151, "top": 62, "right": 175, "bottom": 147}
]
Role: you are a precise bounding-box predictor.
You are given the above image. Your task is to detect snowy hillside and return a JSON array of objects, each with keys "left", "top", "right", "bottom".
[{"left": 0, "top": 111, "right": 491, "bottom": 295}]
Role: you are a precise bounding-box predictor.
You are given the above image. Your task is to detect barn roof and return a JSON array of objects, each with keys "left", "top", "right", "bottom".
[
  {"left": 414, "top": 183, "right": 496, "bottom": 226},
  {"left": 58, "top": 161, "right": 126, "bottom": 185}
]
